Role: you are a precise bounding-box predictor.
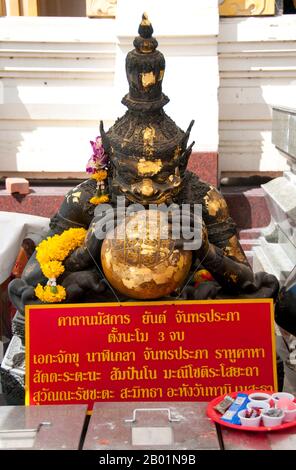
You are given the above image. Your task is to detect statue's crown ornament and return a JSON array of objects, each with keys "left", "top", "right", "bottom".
[{"left": 100, "top": 13, "right": 194, "bottom": 177}]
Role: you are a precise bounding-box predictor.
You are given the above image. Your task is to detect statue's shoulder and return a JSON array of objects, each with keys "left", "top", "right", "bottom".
[
  {"left": 65, "top": 178, "right": 96, "bottom": 201},
  {"left": 50, "top": 179, "right": 97, "bottom": 231},
  {"left": 181, "top": 171, "right": 234, "bottom": 232},
  {"left": 181, "top": 171, "right": 220, "bottom": 203}
]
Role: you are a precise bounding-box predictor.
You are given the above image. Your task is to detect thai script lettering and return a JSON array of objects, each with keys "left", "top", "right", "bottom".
[
  {"left": 58, "top": 312, "right": 131, "bottom": 327},
  {"left": 108, "top": 327, "right": 148, "bottom": 343},
  {"left": 175, "top": 309, "right": 240, "bottom": 323},
  {"left": 86, "top": 350, "right": 136, "bottom": 362},
  {"left": 110, "top": 365, "right": 157, "bottom": 381},
  {"left": 166, "top": 383, "right": 233, "bottom": 398},
  {"left": 120, "top": 386, "right": 163, "bottom": 399},
  {"left": 143, "top": 346, "right": 208, "bottom": 360},
  {"left": 163, "top": 363, "right": 259, "bottom": 379},
  {"left": 142, "top": 310, "right": 167, "bottom": 324},
  {"left": 214, "top": 348, "right": 265, "bottom": 363},
  {"left": 32, "top": 387, "right": 114, "bottom": 403},
  {"left": 33, "top": 351, "right": 80, "bottom": 367},
  {"left": 33, "top": 370, "right": 101, "bottom": 383}
]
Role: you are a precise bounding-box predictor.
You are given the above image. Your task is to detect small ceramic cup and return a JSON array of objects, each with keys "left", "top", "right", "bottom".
[
  {"left": 247, "top": 401, "right": 270, "bottom": 412},
  {"left": 271, "top": 392, "right": 295, "bottom": 402},
  {"left": 238, "top": 409, "right": 261, "bottom": 427},
  {"left": 282, "top": 407, "right": 296, "bottom": 423},
  {"left": 248, "top": 392, "right": 271, "bottom": 407},
  {"left": 275, "top": 399, "right": 296, "bottom": 422},
  {"left": 261, "top": 408, "right": 284, "bottom": 427}
]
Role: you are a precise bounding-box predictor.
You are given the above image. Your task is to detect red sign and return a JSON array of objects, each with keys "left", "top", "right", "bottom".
[{"left": 25, "top": 299, "right": 277, "bottom": 408}]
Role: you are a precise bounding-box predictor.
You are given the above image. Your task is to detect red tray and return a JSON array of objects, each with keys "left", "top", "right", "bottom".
[{"left": 207, "top": 390, "right": 296, "bottom": 432}]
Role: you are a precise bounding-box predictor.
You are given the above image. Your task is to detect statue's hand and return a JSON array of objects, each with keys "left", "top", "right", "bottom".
[
  {"left": 8, "top": 278, "right": 42, "bottom": 315},
  {"left": 179, "top": 280, "right": 221, "bottom": 300},
  {"left": 168, "top": 205, "right": 208, "bottom": 256},
  {"left": 62, "top": 270, "right": 107, "bottom": 301}
]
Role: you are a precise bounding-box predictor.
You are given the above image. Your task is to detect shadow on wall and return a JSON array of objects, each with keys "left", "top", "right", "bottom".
[
  {"left": 0, "top": 79, "right": 35, "bottom": 183},
  {"left": 222, "top": 185, "right": 271, "bottom": 230},
  {"left": 218, "top": 7, "right": 295, "bottom": 177}
]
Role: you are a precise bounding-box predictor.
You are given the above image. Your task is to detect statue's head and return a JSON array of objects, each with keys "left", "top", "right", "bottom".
[{"left": 100, "top": 13, "right": 194, "bottom": 205}]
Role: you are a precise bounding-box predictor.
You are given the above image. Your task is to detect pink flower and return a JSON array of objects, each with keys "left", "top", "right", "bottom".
[{"left": 86, "top": 136, "right": 109, "bottom": 174}]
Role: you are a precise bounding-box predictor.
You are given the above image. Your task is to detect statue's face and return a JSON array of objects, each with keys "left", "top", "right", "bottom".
[{"left": 111, "top": 158, "right": 182, "bottom": 205}]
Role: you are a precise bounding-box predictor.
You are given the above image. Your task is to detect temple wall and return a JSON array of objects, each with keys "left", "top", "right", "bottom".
[
  {"left": 0, "top": 1, "right": 295, "bottom": 179},
  {"left": 0, "top": 0, "right": 219, "bottom": 179},
  {"left": 219, "top": 15, "right": 295, "bottom": 177},
  {"left": 0, "top": 16, "right": 117, "bottom": 177}
]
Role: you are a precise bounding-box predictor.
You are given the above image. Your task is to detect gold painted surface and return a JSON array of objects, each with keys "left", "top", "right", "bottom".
[
  {"left": 158, "top": 70, "right": 164, "bottom": 81},
  {"left": 0, "top": 0, "right": 6, "bottom": 16},
  {"left": 143, "top": 126, "right": 155, "bottom": 157},
  {"left": 9, "top": 0, "right": 39, "bottom": 16},
  {"left": 140, "top": 40, "right": 154, "bottom": 54},
  {"left": 223, "top": 235, "right": 248, "bottom": 264},
  {"left": 219, "top": 0, "right": 275, "bottom": 16},
  {"left": 174, "top": 146, "right": 182, "bottom": 159},
  {"left": 141, "top": 72, "right": 156, "bottom": 89},
  {"left": 204, "top": 187, "right": 229, "bottom": 222},
  {"left": 21, "top": 0, "right": 38, "bottom": 16},
  {"left": 229, "top": 273, "right": 238, "bottom": 283},
  {"left": 86, "top": 0, "right": 117, "bottom": 18},
  {"left": 71, "top": 191, "right": 81, "bottom": 204},
  {"left": 141, "top": 12, "right": 151, "bottom": 26},
  {"left": 137, "top": 159, "right": 162, "bottom": 176},
  {"left": 140, "top": 179, "right": 155, "bottom": 197},
  {"left": 101, "top": 210, "right": 192, "bottom": 299}
]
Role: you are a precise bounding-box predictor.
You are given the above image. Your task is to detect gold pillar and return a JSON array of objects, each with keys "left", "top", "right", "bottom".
[
  {"left": 219, "top": 0, "right": 275, "bottom": 16},
  {"left": 0, "top": 0, "right": 7, "bottom": 16},
  {"left": 8, "top": 0, "right": 38, "bottom": 16},
  {"left": 21, "top": 0, "right": 38, "bottom": 15}
]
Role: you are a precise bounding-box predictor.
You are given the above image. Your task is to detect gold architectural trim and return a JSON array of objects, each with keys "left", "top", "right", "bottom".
[
  {"left": 7, "top": 0, "right": 38, "bottom": 16},
  {"left": 86, "top": 0, "right": 117, "bottom": 18},
  {"left": 21, "top": 0, "right": 38, "bottom": 16},
  {"left": 0, "top": 0, "right": 6, "bottom": 16},
  {"left": 219, "top": 0, "right": 275, "bottom": 16}
]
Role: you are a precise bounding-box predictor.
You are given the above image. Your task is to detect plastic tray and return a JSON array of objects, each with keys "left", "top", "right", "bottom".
[{"left": 207, "top": 390, "right": 296, "bottom": 432}]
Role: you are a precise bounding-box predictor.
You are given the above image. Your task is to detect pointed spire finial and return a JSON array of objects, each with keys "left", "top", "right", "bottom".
[{"left": 138, "top": 12, "right": 153, "bottom": 39}]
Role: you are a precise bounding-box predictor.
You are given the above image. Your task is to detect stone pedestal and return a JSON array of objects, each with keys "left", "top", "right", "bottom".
[{"left": 253, "top": 106, "right": 296, "bottom": 282}]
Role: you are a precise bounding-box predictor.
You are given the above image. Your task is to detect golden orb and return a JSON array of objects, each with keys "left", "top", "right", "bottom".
[{"left": 101, "top": 210, "right": 192, "bottom": 299}]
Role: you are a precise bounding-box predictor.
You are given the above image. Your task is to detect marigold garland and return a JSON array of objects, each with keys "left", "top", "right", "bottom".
[
  {"left": 91, "top": 169, "right": 108, "bottom": 181},
  {"left": 89, "top": 194, "right": 109, "bottom": 205},
  {"left": 35, "top": 284, "right": 67, "bottom": 303},
  {"left": 35, "top": 227, "right": 87, "bottom": 303}
]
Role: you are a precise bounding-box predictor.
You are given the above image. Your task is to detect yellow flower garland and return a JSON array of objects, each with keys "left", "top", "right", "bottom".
[
  {"left": 89, "top": 194, "right": 109, "bottom": 205},
  {"left": 91, "top": 169, "right": 108, "bottom": 181},
  {"left": 35, "top": 227, "right": 87, "bottom": 303},
  {"left": 89, "top": 169, "right": 109, "bottom": 205}
]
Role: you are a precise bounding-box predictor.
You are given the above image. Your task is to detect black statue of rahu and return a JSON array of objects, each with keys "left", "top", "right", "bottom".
[{"left": 9, "top": 14, "right": 279, "bottom": 314}]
